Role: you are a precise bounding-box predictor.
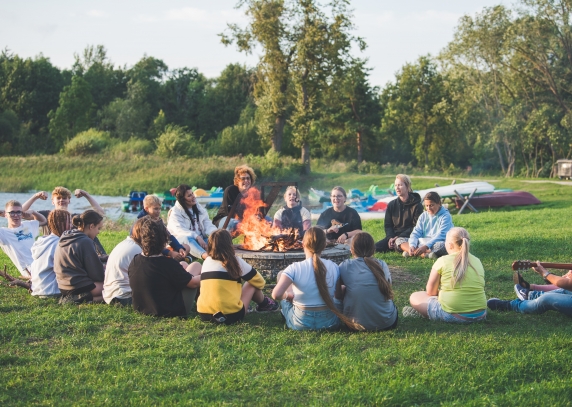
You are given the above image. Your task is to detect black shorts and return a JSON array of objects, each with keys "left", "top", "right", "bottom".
[{"left": 199, "top": 306, "right": 245, "bottom": 325}]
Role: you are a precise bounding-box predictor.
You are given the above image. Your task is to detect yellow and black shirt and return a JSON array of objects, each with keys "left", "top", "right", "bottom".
[{"left": 197, "top": 256, "right": 265, "bottom": 315}]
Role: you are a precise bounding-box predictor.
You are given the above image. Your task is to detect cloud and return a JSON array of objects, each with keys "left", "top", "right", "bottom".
[
  {"left": 87, "top": 10, "right": 105, "bottom": 18},
  {"left": 164, "top": 7, "right": 209, "bottom": 22}
]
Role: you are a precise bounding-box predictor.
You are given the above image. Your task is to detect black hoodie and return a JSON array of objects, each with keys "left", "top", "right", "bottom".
[
  {"left": 54, "top": 230, "right": 104, "bottom": 291},
  {"left": 384, "top": 192, "right": 423, "bottom": 239}
]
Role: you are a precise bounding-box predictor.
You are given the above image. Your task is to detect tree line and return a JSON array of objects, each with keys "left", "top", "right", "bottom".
[{"left": 1, "top": 0, "right": 571, "bottom": 177}]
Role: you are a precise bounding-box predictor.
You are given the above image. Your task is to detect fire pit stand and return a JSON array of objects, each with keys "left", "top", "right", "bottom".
[{"left": 234, "top": 244, "right": 351, "bottom": 279}]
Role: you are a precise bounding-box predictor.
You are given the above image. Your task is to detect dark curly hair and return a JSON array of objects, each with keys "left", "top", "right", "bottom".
[
  {"left": 132, "top": 216, "right": 168, "bottom": 256},
  {"left": 48, "top": 210, "right": 71, "bottom": 237}
]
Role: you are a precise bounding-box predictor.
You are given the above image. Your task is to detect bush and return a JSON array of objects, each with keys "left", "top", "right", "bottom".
[
  {"left": 155, "top": 125, "right": 199, "bottom": 157},
  {"left": 63, "top": 129, "right": 112, "bottom": 156},
  {"left": 109, "top": 138, "right": 155, "bottom": 155}
]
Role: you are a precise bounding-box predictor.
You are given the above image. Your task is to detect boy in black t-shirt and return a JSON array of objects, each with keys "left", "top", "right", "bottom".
[{"left": 129, "top": 217, "right": 201, "bottom": 317}]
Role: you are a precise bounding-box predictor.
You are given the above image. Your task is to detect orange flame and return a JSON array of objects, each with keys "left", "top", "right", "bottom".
[{"left": 237, "top": 188, "right": 281, "bottom": 250}]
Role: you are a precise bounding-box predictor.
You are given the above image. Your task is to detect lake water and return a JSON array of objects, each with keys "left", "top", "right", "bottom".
[{"left": 0, "top": 192, "right": 137, "bottom": 227}]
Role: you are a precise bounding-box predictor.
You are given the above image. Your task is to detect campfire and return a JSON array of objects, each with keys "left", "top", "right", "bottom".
[{"left": 235, "top": 188, "right": 304, "bottom": 252}]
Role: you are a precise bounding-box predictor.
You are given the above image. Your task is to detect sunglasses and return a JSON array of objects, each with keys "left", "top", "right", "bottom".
[
  {"left": 239, "top": 177, "right": 251, "bottom": 181},
  {"left": 7, "top": 211, "right": 23, "bottom": 217}
]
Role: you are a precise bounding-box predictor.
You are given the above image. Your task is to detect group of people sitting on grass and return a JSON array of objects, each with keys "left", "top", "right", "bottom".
[{"left": 1, "top": 166, "right": 570, "bottom": 331}]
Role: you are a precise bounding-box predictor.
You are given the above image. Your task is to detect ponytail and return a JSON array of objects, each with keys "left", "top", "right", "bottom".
[
  {"left": 72, "top": 210, "right": 103, "bottom": 231},
  {"left": 304, "top": 227, "right": 364, "bottom": 331},
  {"left": 448, "top": 227, "right": 474, "bottom": 288}
]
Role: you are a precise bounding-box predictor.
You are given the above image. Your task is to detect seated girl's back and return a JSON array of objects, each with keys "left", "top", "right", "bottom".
[{"left": 338, "top": 232, "right": 397, "bottom": 331}]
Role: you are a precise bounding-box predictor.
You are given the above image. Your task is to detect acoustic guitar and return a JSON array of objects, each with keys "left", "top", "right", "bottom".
[{"left": 511, "top": 260, "right": 572, "bottom": 271}]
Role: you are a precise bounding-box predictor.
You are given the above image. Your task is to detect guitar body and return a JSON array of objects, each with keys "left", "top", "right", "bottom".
[{"left": 512, "top": 260, "right": 572, "bottom": 271}]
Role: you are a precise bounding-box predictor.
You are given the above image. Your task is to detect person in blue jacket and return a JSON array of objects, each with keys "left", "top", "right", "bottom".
[{"left": 401, "top": 191, "right": 453, "bottom": 259}]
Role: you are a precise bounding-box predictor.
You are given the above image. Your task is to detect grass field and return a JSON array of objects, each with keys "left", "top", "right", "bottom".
[{"left": 2, "top": 176, "right": 572, "bottom": 405}]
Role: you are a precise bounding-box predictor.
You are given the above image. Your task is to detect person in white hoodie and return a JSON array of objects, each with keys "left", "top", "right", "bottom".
[
  {"left": 30, "top": 210, "right": 70, "bottom": 298},
  {"left": 167, "top": 184, "right": 217, "bottom": 260},
  {"left": 102, "top": 218, "right": 144, "bottom": 306},
  {"left": 402, "top": 192, "right": 453, "bottom": 259}
]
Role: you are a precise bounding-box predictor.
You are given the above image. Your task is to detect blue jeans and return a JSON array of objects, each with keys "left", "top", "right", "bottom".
[
  {"left": 427, "top": 297, "right": 487, "bottom": 323},
  {"left": 281, "top": 300, "right": 341, "bottom": 331},
  {"left": 510, "top": 289, "right": 572, "bottom": 316},
  {"left": 217, "top": 217, "right": 240, "bottom": 233},
  {"left": 178, "top": 236, "right": 207, "bottom": 259}
]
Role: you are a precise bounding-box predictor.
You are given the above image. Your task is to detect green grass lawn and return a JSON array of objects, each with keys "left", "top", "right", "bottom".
[{"left": 2, "top": 177, "right": 572, "bottom": 405}]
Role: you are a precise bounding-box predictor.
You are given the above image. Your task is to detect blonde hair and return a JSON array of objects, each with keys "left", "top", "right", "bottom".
[
  {"left": 395, "top": 174, "right": 413, "bottom": 193},
  {"left": 52, "top": 187, "right": 72, "bottom": 199},
  {"left": 350, "top": 232, "right": 394, "bottom": 300},
  {"left": 5, "top": 200, "right": 21, "bottom": 209},
  {"left": 303, "top": 227, "right": 364, "bottom": 331},
  {"left": 233, "top": 165, "right": 257, "bottom": 186},
  {"left": 143, "top": 195, "right": 162, "bottom": 208},
  {"left": 447, "top": 227, "right": 474, "bottom": 288},
  {"left": 283, "top": 186, "right": 300, "bottom": 202}
]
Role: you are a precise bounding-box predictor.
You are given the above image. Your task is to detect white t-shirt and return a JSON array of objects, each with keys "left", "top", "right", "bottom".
[
  {"left": 0, "top": 220, "right": 40, "bottom": 276},
  {"left": 102, "top": 237, "right": 142, "bottom": 304},
  {"left": 283, "top": 257, "right": 339, "bottom": 307}
]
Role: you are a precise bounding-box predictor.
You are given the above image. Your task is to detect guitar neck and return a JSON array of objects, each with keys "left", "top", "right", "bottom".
[
  {"left": 512, "top": 260, "right": 572, "bottom": 271},
  {"left": 536, "top": 262, "right": 572, "bottom": 270}
]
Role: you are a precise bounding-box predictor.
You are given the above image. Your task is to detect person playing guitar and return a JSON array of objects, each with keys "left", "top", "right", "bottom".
[{"left": 488, "top": 260, "right": 572, "bottom": 316}]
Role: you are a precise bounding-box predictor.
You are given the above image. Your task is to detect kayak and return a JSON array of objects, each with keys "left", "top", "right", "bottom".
[{"left": 454, "top": 191, "right": 541, "bottom": 209}]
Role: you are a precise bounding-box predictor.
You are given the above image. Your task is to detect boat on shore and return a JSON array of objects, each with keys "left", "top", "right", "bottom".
[{"left": 454, "top": 191, "right": 541, "bottom": 209}]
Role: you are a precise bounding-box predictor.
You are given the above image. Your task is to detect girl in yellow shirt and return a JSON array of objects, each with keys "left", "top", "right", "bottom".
[{"left": 406, "top": 227, "right": 487, "bottom": 323}]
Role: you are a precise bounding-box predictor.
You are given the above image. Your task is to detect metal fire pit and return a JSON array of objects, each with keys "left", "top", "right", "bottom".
[{"left": 234, "top": 244, "right": 351, "bottom": 279}]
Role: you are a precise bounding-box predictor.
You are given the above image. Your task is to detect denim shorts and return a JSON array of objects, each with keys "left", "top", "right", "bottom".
[
  {"left": 427, "top": 297, "right": 486, "bottom": 324},
  {"left": 281, "top": 300, "right": 341, "bottom": 331}
]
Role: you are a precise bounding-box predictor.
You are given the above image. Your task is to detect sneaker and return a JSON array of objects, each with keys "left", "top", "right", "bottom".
[
  {"left": 512, "top": 271, "right": 530, "bottom": 290},
  {"left": 402, "top": 251, "right": 410, "bottom": 258},
  {"left": 256, "top": 297, "right": 280, "bottom": 313},
  {"left": 514, "top": 284, "right": 529, "bottom": 301},
  {"left": 487, "top": 298, "right": 512, "bottom": 311},
  {"left": 402, "top": 306, "right": 422, "bottom": 318},
  {"left": 427, "top": 252, "right": 437, "bottom": 259},
  {"left": 59, "top": 292, "right": 93, "bottom": 305}
]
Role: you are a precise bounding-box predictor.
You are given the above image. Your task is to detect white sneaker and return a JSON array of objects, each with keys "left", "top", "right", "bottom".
[
  {"left": 427, "top": 252, "right": 437, "bottom": 259},
  {"left": 402, "top": 251, "right": 410, "bottom": 258},
  {"left": 402, "top": 306, "right": 422, "bottom": 318}
]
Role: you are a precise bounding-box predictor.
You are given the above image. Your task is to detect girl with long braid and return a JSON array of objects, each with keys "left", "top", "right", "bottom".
[
  {"left": 335, "top": 232, "right": 398, "bottom": 331},
  {"left": 273, "top": 227, "right": 363, "bottom": 331},
  {"left": 167, "top": 184, "right": 217, "bottom": 260},
  {"left": 407, "top": 227, "right": 487, "bottom": 323},
  {"left": 30, "top": 210, "right": 71, "bottom": 298}
]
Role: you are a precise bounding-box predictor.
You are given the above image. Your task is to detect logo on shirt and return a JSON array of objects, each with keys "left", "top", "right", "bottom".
[{"left": 14, "top": 230, "right": 33, "bottom": 241}]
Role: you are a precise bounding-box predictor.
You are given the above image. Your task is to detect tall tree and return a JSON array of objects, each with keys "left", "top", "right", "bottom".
[
  {"left": 48, "top": 75, "right": 93, "bottom": 148},
  {"left": 221, "top": 0, "right": 292, "bottom": 152}
]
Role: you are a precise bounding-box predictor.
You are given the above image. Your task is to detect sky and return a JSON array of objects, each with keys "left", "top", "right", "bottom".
[{"left": 0, "top": 0, "right": 507, "bottom": 88}]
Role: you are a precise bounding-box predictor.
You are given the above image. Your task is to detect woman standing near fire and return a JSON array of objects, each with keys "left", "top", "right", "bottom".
[
  {"left": 213, "top": 165, "right": 257, "bottom": 234},
  {"left": 273, "top": 186, "right": 311, "bottom": 236},
  {"left": 272, "top": 227, "right": 363, "bottom": 331}
]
